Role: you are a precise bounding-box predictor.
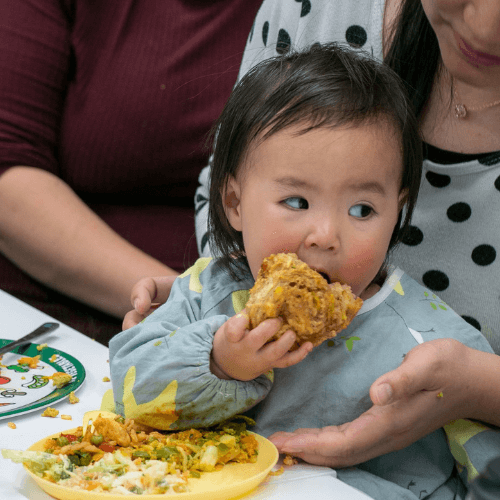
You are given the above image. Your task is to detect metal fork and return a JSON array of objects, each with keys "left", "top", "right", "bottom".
[
  {"left": 0, "top": 322, "right": 59, "bottom": 356},
  {"left": 81, "top": 410, "right": 118, "bottom": 435}
]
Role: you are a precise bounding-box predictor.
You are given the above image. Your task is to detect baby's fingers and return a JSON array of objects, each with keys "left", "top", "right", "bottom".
[
  {"left": 122, "top": 309, "right": 145, "bottom": 330},
  {"left": 131, "top": 275, "right": 177, "bottom": 314},
  {"left": 130, "top": 277, "right": 157, "bottom": 313},
  {"left": 224, "top": 311, "right": 250, "bottom": 343},
  {"left": 249, "top": 318, "right": 285, "bottom": 349},
  {"left": 259, "top": 330, "right": 300, "bottom": 362},
  {"left": 274, "top": 341, "right": 313, "bottom": 369}
]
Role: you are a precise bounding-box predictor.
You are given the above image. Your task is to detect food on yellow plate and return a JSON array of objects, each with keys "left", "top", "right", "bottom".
[
  {"left": 246, "top": 253, "right": 363, "bottom": 350},
  {"left": 2, "top": 415, "right": 260, "bottom": 495}
]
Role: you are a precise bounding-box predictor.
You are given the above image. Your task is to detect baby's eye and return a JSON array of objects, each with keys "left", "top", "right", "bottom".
[
  {"left": 349, "top": 204, "right": 373, "bottom": 218},
  {"left": 283, "top": 197, "right": 309, "bottom": 209}
]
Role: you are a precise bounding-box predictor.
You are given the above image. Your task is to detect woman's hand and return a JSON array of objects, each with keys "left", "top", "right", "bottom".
[
  {"left": 270, "top": 339, "right": 485, "bottom": 467},
  {"left": 211, "top": 310, "right": 313, "bottom": 381},
  {"left": 122, "top": 275, "right": 178, "bottom": 330}
]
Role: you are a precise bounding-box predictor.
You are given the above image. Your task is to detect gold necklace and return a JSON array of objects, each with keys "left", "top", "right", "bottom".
[{"left": 454, "top": 89, "right": 500, "bottom": 119}]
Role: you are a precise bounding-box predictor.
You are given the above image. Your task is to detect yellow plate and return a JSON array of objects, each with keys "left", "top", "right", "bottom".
[{"left": 25, "top": 427, "right": 279, "bottom": 500}]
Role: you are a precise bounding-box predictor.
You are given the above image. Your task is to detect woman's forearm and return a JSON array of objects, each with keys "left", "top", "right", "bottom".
[{"left": 0, "top": 167, "right": 176, "bottom": 318}]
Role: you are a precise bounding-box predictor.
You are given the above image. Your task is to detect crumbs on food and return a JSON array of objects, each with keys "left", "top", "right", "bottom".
[
  {"left": 7, "top": 422, "right": 16, "bottom": 429},
  {"left": 102, "top": 376, "right": 111, "bottom": 382},
  {"left": 61, "top": 415, "right": 72, "bottom": 420},
  {"left": 36, "top": 343, "right": 48, "bottom": 351},
  {"left": 41, "top": 407, "right": 59, "bottom": 418}
]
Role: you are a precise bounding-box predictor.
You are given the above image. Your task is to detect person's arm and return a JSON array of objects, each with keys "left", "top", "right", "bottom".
[
  {"left": 0, "top": 1, "right": 176, "bottom": 318},
  {"left": 110, "top": 261, "right": 273, "bottom": 430},
  {"left": 270, "top": 339, "right": 500, "bottom": 468},
  {"left": 0, "top": 166, "right": 175, "bottom": 318}
]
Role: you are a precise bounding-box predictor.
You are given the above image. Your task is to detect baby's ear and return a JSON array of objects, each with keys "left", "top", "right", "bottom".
[{"left": 222, "top": 176, "right": 242, "bottom": 231}]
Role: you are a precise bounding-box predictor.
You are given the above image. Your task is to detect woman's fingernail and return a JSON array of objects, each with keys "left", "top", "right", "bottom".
[{"left": 375, "top": 383, "right": 393, "bottom": 405}]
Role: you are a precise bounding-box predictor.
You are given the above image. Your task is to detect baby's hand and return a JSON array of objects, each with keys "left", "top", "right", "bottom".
[
  {"left": 122, "top": 275, "right": 178, "bottom": 330},
  {"left": 211, "top": 310, "right": 313, "bottom": 381}
]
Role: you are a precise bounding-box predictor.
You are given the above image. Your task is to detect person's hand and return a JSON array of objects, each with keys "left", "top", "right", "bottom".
[
  {"left": 211, "top": 310, "right": 313, "bottom": 381},
  {"left": 270, "top": 338, "right": 475, "bottom": 467},
  {"left": 122, "top": 275, "right": 178, "bottom": 330}
]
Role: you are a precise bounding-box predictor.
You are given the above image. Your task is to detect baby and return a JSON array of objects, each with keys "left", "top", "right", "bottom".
[{"left": 108, "top": 43, "right": 496, "bottom": 500}]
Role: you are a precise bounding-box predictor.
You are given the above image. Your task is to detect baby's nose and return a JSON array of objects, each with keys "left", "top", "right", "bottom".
[{"left": 305, "top": 220, "right": 339, "bottom": 251}]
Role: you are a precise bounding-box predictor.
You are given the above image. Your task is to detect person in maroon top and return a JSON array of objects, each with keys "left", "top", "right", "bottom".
[{"left": 0, "top": 0, "right": 262, "bottom": 344}]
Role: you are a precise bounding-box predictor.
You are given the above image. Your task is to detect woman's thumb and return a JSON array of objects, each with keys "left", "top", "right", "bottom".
[{"left": 370, "top": 350, "right": 429, "bottom": 405}]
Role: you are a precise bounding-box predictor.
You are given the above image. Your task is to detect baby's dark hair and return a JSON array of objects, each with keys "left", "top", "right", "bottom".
[{"left": 208, "top": 42, "right": 422, "bottom": 278}]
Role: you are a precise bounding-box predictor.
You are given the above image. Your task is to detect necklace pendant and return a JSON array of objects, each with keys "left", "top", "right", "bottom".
[{"left": 454, "top": 103, "right": 467, "bottom": 119}]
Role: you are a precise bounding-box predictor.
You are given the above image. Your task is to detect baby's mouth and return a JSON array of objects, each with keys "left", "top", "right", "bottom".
[{"left": 317, "top": 271, "right": 331, "bottom": 284}]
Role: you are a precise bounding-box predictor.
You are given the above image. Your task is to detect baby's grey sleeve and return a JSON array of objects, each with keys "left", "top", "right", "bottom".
[{"left": 109, "top": 269, "right": 271, "bottom": 430}]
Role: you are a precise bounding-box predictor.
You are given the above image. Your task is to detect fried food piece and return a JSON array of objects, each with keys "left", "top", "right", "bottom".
[
  {"left": 41, "top": 407, "right": 59, "bottom": 418},
  {"left": 68, "top": 391, "right": 80, "bottom": 404},
  {"left": 50, "top": 372, "right": 73, "bottom": 388},
  {"left": 17, "top": 355, "right": 40, "bottom": 369},
  {"left": 246, "top": 253, "right": 363, "bottom": 350},
  {"left": 92, "top": 416, "right": 131, "bottom": 447},
  {"left": 283, "top": 454, "right": 298, "bottom": 466}
]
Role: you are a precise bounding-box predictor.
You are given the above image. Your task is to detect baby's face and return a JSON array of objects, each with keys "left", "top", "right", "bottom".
[{"left": 224, "top": 122, "right": 405, "bottom": 299}]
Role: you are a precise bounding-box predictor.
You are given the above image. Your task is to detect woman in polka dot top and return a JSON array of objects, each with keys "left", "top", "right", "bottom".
[{"left": 127, "top": 0, "right": 500, "bottom": 488}]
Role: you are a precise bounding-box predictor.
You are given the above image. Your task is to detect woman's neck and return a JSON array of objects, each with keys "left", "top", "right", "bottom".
[
  {"left": 382, "top": 0, "right": 500, "bottom": 154},
  {"left": 420, "top": 69, "right": 500, "bottom": 154}
]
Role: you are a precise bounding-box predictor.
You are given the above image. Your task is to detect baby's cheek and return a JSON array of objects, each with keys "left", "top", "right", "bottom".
[
  {"left": 342, "top": 244, "right": 385, "bottom": 283},
  {"left": 263, "top": 224, "right": 302, "bottom": 253}
]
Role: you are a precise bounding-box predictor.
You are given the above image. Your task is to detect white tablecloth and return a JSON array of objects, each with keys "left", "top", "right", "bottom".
[{"left": 0, "top": 290, "right": 373, "bottom": 499}]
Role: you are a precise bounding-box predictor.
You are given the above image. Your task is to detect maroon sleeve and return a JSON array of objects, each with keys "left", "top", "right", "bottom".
[{"left": 0, "top": 0, "right": 72, "bottom": 175}]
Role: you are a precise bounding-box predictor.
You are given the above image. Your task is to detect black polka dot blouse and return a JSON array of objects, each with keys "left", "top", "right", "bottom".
[{"left": 194, "top": 0, "right": 500, "bottom": 354}]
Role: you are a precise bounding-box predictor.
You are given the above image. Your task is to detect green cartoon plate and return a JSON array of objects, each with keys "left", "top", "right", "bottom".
[{"left": 0, "top": 339, "right": 85, "bottom": 419}]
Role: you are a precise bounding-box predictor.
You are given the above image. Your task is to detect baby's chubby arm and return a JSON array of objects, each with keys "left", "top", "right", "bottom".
[
  {"left": 110, "top": 259, "right": 280, "bottom": 430},
  {"left": 211, "top": 310, "right": 313, "bottom": 381}
]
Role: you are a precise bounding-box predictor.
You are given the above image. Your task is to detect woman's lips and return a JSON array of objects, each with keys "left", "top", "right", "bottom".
[{"left": 455, "top": 32, "right": 500, "bottom": 66}]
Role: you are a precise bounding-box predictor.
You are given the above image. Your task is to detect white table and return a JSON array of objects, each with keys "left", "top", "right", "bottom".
[{"left": 0, "top": 290, "right": 373, "bottom": 499}]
